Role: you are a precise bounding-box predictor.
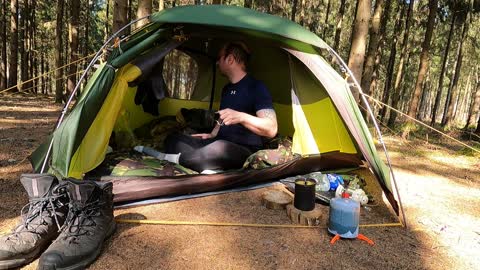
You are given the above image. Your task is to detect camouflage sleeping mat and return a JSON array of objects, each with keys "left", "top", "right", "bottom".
[{"left": 85, "top": 151, "right": 198, "bottom": 178}]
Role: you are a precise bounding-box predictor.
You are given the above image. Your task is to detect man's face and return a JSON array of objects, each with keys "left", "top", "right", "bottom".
[{"left": 216, "top": 48, "right": 229, "bottom": 75}]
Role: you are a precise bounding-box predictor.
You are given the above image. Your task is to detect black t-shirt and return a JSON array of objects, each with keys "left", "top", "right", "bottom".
[{"left": 217, "top": 74, "right": 273, "bottom": 148}]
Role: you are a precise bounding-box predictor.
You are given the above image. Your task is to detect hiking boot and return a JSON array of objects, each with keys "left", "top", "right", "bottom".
[
  {"left": 38, "top": 179, "right": 116, "bottom": 270},
  {"left": 0, "top": 174, "right": 68, "bottom": 270}
]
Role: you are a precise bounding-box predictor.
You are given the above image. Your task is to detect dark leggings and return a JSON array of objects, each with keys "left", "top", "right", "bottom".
[{"left": 164, "top": 133, "right": 254, "bottom": 172}]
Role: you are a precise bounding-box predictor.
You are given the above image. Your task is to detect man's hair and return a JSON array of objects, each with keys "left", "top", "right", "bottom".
[{"left": 223, "top": 42, "right": 250, "bottom": 69}]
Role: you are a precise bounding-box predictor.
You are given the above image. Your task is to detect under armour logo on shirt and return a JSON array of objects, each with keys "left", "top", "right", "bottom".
[{"left": 230, "top": 90, "right": 236, "bottom": 95}]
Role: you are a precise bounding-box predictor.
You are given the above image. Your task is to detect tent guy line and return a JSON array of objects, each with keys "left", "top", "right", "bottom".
[{"left": 361, "top": 92, "right": 480, "bottom": 154}]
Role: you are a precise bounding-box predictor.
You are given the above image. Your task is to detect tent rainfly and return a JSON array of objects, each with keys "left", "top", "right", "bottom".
[{"left": 30, "top": 5, "right": 404, "bottom": 219}]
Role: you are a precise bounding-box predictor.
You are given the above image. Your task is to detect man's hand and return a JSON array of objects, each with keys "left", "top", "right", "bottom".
[
  {"left": 218, "top": 108, "right": 246, "bottom": 126},
  {"left": 191, "top": 133, "right": 214, "bottom": 139}
]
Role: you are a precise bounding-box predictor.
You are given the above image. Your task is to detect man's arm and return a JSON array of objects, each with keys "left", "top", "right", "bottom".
[{"left": 218, "top": 108, "right": 278, "bottom": 138}]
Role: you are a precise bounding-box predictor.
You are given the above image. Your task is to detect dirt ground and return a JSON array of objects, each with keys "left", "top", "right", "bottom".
[{"left": 1, "top": 94, "right": 479, "bottom": 270}]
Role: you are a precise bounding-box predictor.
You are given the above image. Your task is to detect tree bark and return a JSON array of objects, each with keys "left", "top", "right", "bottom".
[
  {"left": 113, "top": 0, "right": 129, "bottom": 37},
  {"left": 291, "top": 0, "right": 298, "bottom": 22},
  {"left": 67, "top": 0, "right": 80, "bottom": 98},
  {"left": 406, "top": 0, "right": 438, "bottom": 121},
  {"left": 430, "top": 12, "right": 456, "bottom": 125},
  {"left": 8, "top": 0, "right": 18, "bottom": 91},
  {"left": 105, "top": 0, "right": 110, "bottom": 40},
  {"left": 30, "top": 0, "right": 37, "bottom": 93},
  {"left": 387, "top": 0, "right": 414, "bottom": 127},
  {"left": 84, "top": 0, "right": 90, "bottom": 56},
  {"left": 368, "top": 0, "right": 391, "bottom": 99},
  {"left": 136, "top": 0, "right": 152, "bottom": 29},
  {"left": 322, "top": 0, "right": 331, "bottom": 39},
  {"left": 347, "top": 0, "right": 371, "bottom": 102},
  {"left": 360, "top": 0, "right": 385, "bottom": 99},
  {"left": 442, "top": 8, "right": 470, "bottom": 128},
  {"left": 55, "top": 0, "right": 64, "bottom": 103},
  {"left": 332, "top": 0, "right": 347, "bottom": 52},
  {"left": 466, "top": 79, "right": 480, "bottom": 129},
  {"left": 19, "top": 0, "right": 26, "bottom": 91},
  {"left": 379, "top": 3, "right": 404, "bottom": 121},
  {"left": 0, "top": 0, "right": 6, "bottom": 90}
]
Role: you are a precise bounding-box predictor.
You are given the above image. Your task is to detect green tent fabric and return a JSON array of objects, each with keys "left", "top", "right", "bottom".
[{"left": 30, "top": 5, "right": 399, "bottom": 214}]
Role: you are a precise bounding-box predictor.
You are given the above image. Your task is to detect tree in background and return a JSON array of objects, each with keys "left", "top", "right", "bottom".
[
  {"left": 113, "top": 0, "right": 129, "bottom": 36},
  {"left": 55, "top": 0, "right": 64, "bottom": 103},
  {"left": 361, "top": 0, "right": 385, "bottom": 105},
  {"left": 442, "top": 1, "right": 471, "bottom": 128},
  {"left": 347, "top": 0, "right": 371, "bottom": 102},
  {"left": 8, "top": 0, "right": 18, "bottom": 91},
  {"left": 67, "top": 0, "right": 80, "bottom": 97},
  {"left": 0, "top": 0, "right": 6, "bottom": 90},
  {"left": 404, "top": 0, "right": 438, "bottom": 137},
  {"left": 387, "top": 0, "right": 414, "bottom": 127},
  {"left": 136, "top": 0, "right": 152, "bottom": 28}
]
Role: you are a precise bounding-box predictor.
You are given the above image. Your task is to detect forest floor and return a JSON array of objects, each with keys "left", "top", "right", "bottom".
[{"left": 1, "top": 94, "right": 479, "bottom": 270}]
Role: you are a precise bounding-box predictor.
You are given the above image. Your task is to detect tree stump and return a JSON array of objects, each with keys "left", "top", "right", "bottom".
[
  {"left": 286, "top": 204, "right": 325, "bottom": 226},
  {"left": 261, "top": 190, "right": 293, "bottom": 210}
]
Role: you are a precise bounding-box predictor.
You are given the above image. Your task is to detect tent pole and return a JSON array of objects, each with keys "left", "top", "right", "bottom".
[
  {"left": 326, "top": 46, "right": 408, "bottom": 229},
  {"left": 40, "top": 15, "right": 152, "bottom": 174}
]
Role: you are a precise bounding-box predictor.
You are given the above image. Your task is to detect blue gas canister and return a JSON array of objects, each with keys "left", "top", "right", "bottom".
[{"left": 328, "top": 192, "right": 360, "bottom": 238}]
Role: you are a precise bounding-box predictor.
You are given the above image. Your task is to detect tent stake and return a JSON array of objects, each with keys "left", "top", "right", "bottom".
[
  {"left": 326, "top": 46, "right": 408, "bottom": 229},
  {"left": 40, "top": 15, "right": 152, "bottom": 174}
]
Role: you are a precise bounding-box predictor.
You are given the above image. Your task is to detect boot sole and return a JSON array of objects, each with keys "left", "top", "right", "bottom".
[
  {"left": 38, "top": 221, "right": 117, "bottom": 270},
  {"left": 0, "top": 240, "right": 51, "bottom": 270}
]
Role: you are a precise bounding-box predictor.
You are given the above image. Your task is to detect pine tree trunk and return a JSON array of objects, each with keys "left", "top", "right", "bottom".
[
  {"left": 465, "top": 79, "right": 480, "bottom": 129},
  {"left": 332, "top": 0, "right": 347, "bottom": 52},
  {"left": 418, "top": 71, "right": 430, "bottom": 120},
  {"left": 40, "top": 51, "right": 45, "bottom": 94},
  {"left": 387, "top": 0, "right": 414, "bottom": 127},
  {"left": 105, "top": 0, "right": 110, "bottom": 40},
  {"left": 322, "top": 0, "right": 331, "bottom": 39},
  {"left": 244, "top": 0, "right": 252, "bottom": 9},
  {"left": 84, "top": 0, "right": 90, "bottom": 56},
  {"left": 361, "top": 0, "right": 385, "bottom": 99},
  {"left": 475, "top": 111, "right": 480, "bottom": 135},
  {"left": 405, "top": 0, "right": 438, "bottom": 123},
  {"left": 19, "top": 0, "right": 26, "bottom": 91},
  {"left": 0, "top": 0, "right": 6, "bottom": 90},
  {"left": 368, "top": 0, "right": 391, "bottom": 99},
  {"left": 67, "top": 0, "right": 80, "bottom": 98},
  {"left": 8, "top": 0, "right": 18, "bottom": 91},
  {"left": 347, "top": 0, "right": 371, "bottom": 103},
  {"left": 291, "top": 0, "right": 298, "bottom": 21},
  {"left": 30, "top": 0, "right": 37, "bottom": 93},
  {"left": 379, "top": 3, "right": 404, "bottom": 121},
  {"left": 442, "top": 8, "right": 470, "bottom": 128},
  {"left": 430, "top": 12, "right": 456, "bottom": 125},
  {"left": 55, "top": 0, "right": 64, "bottom": 103},
  {"left": 136, "top": 0, "right": 152, "bottom": 28},
  {"left": 113, "top": 0, "right": 129, "bottom": 37}
]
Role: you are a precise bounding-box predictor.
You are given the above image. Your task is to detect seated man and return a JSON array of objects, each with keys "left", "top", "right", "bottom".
[{"left": 135, "top": 42, "right": 277, "bottom": 172}]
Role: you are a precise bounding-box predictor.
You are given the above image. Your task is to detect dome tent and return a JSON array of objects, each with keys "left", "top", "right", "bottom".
[{"left": 30, "top": 5, "right": 403, "bottom": 217}]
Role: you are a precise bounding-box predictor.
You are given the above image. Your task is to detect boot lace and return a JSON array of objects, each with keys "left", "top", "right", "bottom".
[
  {"left": 7, "top": 183, "right": 68, "bottom": 240},
  {"left": 60, "top": 199, "right": 106, "bottom": 242}
]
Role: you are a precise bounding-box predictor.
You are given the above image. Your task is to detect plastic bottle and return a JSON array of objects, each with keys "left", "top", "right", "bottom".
[
  {"left": 327, "top": 174, "right": 344, "bottom": 191},
  {"left": 308, "top": 172, "right": 330, "bottom": 192},
  {"left": 335, "top": 185, "right": 369, "bottom": 205},
  {"left": 328, "top": 192, "right": 360, "bottom": 238}
]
